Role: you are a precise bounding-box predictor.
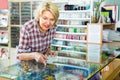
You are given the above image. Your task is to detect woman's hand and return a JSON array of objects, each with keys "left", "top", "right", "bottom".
[{"left": 34, "top": 52, "right": 47, "bottom": 68}]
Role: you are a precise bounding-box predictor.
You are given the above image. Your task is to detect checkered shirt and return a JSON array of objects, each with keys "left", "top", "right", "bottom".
[{"left": 17, "top": 19, "right": 57, "bottom": 54}]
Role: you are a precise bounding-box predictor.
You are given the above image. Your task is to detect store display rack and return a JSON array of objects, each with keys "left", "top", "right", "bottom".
[
  {"left": 0, "top": 9, "right": 10, "bottom": 60},
  {"left": 51, "top": 0, "right": 93, "bottom": 69}
]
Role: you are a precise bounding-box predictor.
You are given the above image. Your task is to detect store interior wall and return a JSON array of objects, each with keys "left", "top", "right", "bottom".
[{"left": 0, "top": 0, "right": 8, "bottom": 9}]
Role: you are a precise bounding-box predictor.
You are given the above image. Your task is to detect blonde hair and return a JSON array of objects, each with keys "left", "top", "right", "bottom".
[{"left": 34, "top": 1, "right": 59, "bottom": 23}]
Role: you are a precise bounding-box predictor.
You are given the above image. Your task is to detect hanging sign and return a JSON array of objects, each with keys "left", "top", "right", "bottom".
[
  {"left": 86, "top": 23, "right": 103, "bottom": 63},
  {"left": 87, "top": 43, "right": 102, "bottom": 63},
  {"left": 87, "top": 23, "right": 103, "bottom": 44}
]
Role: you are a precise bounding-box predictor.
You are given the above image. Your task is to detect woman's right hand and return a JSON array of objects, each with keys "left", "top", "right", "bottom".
[{"left": 34, "top": 52, "right": 47, "bottom": 68}]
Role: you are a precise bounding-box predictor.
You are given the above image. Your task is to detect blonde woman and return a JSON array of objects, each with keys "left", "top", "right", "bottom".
[{"left": 17, "top": 1, "right": 59, "bottom": 68}]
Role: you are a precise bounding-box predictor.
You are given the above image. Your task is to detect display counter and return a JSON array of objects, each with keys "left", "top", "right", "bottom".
[
  {"left": 0, "top": 42, "right": 120, "bottom": 80},
  {"left": 101, "top": 58, "right": 120, "bottom": 80}
]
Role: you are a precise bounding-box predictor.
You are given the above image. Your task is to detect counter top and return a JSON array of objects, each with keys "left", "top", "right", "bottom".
[{"left": 0, "top": 42, "right": 120, "bottom": 80}]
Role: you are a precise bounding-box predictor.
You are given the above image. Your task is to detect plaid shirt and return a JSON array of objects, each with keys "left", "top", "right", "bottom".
[{"left": 17, "top": 19, "right": 57, "bottom": 54}]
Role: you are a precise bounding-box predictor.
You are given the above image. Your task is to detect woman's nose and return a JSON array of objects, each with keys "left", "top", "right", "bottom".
[{"left": 46, "top": 20, "right": 51, "bottom": 25}]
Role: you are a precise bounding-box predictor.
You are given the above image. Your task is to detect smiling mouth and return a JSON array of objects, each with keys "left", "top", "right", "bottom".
[
  {"left": 45, "top": 26, "right": 49, "bottom": 28},
  {"left": 44, "top": 24, "right": 51, "bottom": 28}
]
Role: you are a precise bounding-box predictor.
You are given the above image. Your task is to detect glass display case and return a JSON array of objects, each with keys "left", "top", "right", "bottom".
[{"left": 0, "top": 42, "right": 120, "bottom": 80}]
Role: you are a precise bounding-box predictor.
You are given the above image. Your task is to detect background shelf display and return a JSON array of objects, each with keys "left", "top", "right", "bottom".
[
  {"left": 51, "top": 0, "right": 92, "bottom": 60},
  {"left": 0, "top": 47, "right": 9, "bottom": 60},
  {"left": 0, "top": 9, "right": 10, "bottom": 60},
  {"left": 50, "top": 2, "right": 93, "bottom": 77},
  {"left": 32, "top": 1, "right": 41, "bottom": 19},
  {"left": 11, "top": 27, "right": 20, "bottom": 48},
  {"left": 10, "top": 2, "right": 20, "bottom": 25},
  {"left": 21, "top": 2, "right": 31, "bottom": 25},
  {"left": 0, "top": 30, "right": 8, "bottom": 44}
]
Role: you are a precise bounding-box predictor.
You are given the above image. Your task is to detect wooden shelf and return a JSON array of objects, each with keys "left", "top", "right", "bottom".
[
  {"left": 0, "top": 77, "right": 9, "bottom": 80},
  {"left": 103, "top": 23, "right": 115, "bottom": 30}
]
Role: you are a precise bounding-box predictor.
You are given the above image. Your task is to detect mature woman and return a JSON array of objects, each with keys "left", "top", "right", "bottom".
[{"left": 17, "top": 1, "right": 59, "bottom": 68}]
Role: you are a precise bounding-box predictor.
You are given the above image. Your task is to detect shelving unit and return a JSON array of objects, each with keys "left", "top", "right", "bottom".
[
  {"left": 8, "top": 0, "right": 43, "bottom": 48},
  {"left": 0, "top": 9, "right": 10, "bottom": 60},
  {"left": 51, "top": 0, "right": 93, "bottom": 66},
  {"left": 9, "top": 1, "right": 32, "bottom": 48}
]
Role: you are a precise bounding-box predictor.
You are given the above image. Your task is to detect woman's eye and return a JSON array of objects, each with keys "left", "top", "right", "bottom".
[
  {"left": 43, "top": 17, "right": 47, "bottom": 20},
  {"left": 51, "top": 19, "right": 55, "bottom": 21}
]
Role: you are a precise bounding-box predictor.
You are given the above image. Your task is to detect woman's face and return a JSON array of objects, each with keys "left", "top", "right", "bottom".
[{"left": 39, "top": 10, "right": 55, "bottom": 33}]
